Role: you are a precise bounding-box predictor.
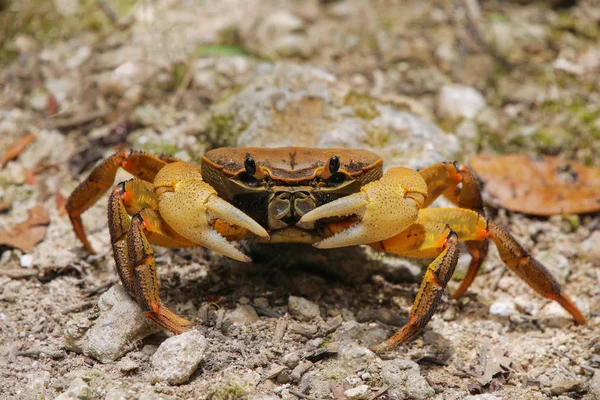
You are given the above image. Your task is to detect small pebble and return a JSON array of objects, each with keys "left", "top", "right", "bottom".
[
  {"left": 151, "top": 330, "right": 207, "bottom": 385},
  {"left": 20, "top": 254, "right": 33, "bottom": 268},
  {"left": 344, "top": 384, "right": 369, "bottom": 399},
  {"left": 288, "top": 296, "right": 320, "bottom": 322},
  {"left": 489, "top": 299, "right": 517, "bottom": 317}
]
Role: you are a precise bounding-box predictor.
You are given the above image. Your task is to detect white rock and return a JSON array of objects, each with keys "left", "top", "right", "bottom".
[
  {"left": 263, "top": 11, "right": 305, "bottom": 35},
  {"left": 288, "top": 296, "right": 320, "bottom": 321},
  {"left": 344, "top": 384, "right": 370, "bottom": 399},
  {"left": 55, "top": 377, "right": 94, "bottom": 400},
  {"left": 53, "top": 0, "right": 79, "bottom": 15},
  {"left": 64, "top": 285, "right": 161, "bottom": 363},
  {"left": 151, "top": 330, "right": 207, "bottom": 385},
  {"left": 273, "top": 34, "right": 312, "bottom": 58},
  {"left": 436, "top": 84, "right": 486, "bottom": 120},
  {"left": 489, "top": 299, "right": 517, "bottom": 317},
  {"left": 20, "top": 254, "right": 33, "bottom": 268},
  {"left": 226, "top": 305, "right": 260, "bottom": 325},
  {"left": 539, "top": 299, "right": 588, "bottom": 328},
  {"left": 463, "top": 395, "right": 502, "bottom": 400},
  {"left": 381, "top": 359, "right": 434, "bottom": 399}
]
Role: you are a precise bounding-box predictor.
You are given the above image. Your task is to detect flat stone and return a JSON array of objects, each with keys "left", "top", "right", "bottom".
[
  {"left": 489, "top": 299, "right": 517, "bottom": 317},
  {"left": 151, "top": 330, "right": 208, "bottom": 385},
  {"left": 64, "top": 285, "right": 160, "bottom": 363},
  {"left": 344, "top": 384, "right": 370, "bottom": 399},
  {"left": 381, "top": 359, "right": 434, "bottom": 399},
  {"left": 288, "top": 296, "right": 320, "bottom": 322},
  {"left": 226, "top": 305, "right": 260, "bottom": 325},
  {"left": 55, "top": 378, "right": 94, "bottom": 400}
]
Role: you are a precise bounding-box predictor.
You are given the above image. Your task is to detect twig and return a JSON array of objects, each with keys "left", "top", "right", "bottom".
[
  {"left": 84, "top": 280, "right": 117, "bottom": 297},
  {"left": 0, "top": 269, "right": 38, "bottom": 279},
  {"left": 62, "top": 300, "right": 96, "bottom": 314},
  {"left": 46, "top": 110, "right": 109, "bottom": 130},
  {"left": 289, "top": 390, "right": 318, "bottom": 400},
  {"left": 17, "top": 349, "right": 65, "bottom": 359},
  {"left": 366, "top": 385, "right": 390, "bottom": 400}
]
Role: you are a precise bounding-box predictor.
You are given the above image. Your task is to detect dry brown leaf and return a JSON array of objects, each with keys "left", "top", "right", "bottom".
[
  {"left": 470, "top": 154, "right": 600, "bottom": 216},
  {"left": 0, "top": 206, "right": 50, "bottom": 252},
  {"left": 0, "top": 133, "right": 37, "bottom": 168}
]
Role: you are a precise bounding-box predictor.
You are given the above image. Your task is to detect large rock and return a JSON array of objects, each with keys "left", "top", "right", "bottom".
[
  {"left": 207, "top": 64, "right": 460, "bottom": 284},
  {"left": 64, "top": 285, "right": 160, "bottom": 363},
  {"left": 209, "top": 64, "right": 459, "bottom": 170}
]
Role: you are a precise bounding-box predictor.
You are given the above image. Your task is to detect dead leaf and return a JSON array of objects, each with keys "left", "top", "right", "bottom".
[
  {"left": 0, "top": 134, "right": 37, "bottom": 168},
  {"left": 46, "top": 93, "right": 60, "bottom": 116},
  {"left": 470, "top": 154, "right": 600, "bottom": 216},
  {"left": 0, "top": 206, "right": 49, "bottom": 252},
  {"left": 55, "top": 190, "right": 67, "bottom": 216},
  {"left": 476, "top": 346, "right": 512, "bottom": 386}
]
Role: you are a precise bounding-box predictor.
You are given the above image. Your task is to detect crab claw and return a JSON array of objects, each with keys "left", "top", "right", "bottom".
[
  {"left": 157, "top": 175, "right": 268, "bottom": 262},
  {"left": 300, "top": 167, "right": 428, "bottom": 249}
]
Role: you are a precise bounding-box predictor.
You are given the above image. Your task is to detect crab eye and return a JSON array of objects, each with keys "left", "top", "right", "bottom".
[
  {"left": 328, "top": 156, "right": 340, "bottom": 174},
  {"left": 244, "top": 157, "right": 257, "bottom": 176}
]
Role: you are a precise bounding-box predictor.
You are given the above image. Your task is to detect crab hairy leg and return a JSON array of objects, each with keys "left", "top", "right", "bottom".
[
  {"left": 418, "top": 208, "right": 587, "bottom": 325},
  {"left": 66, "top": 150, "right": 178, "bottom": 253},
  {"left": 107, "top": 179, "right": 196, "bottom": 291},
  {"left": 419, "top": 161, "right": 489, "bottom": 297},
  {"left": 300, "top": 167, "right": 428, "bottom": 248},
  {"left": 368, "top": 223, "right": 460, "bottom": 352},
  {"left": 154, "top": 162, "right": 269, "bottom": 262},
  {"left": 126, "top": 213, "right": 196, "bottom": 333}
]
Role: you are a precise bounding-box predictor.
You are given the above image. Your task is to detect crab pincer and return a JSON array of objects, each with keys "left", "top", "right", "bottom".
[
  {"left": 154, "top": 162, "right": 268, "bottom": 262},
  {"left": 300, "top": 167, "right": 428, "bottom": 248}
]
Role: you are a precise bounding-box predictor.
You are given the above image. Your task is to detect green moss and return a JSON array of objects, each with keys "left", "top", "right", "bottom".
[
  {"left": 365, "top": 129, "right": 391, "bottom": 148},
  {"left": 344, "top": 92, "right": 380, "bottom": 120},
  {"left": 206, "top": 113, "right": 247, "bottom": 148},
  {"left": 0, "top": 0, "right": 124, "bottom": 66},
  {"left": 212, "top": 382, "right": 249, "bottom": 400}
]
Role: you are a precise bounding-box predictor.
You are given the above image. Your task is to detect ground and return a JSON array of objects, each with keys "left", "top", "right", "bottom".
[{"left": 0, "top": 1, "right": 599, "bottom": 399}]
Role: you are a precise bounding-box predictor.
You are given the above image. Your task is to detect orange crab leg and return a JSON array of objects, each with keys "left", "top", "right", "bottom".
[
  {"left": 126, "top": 213, "right": 196, "bottom": 333},
  {"left": 107, "top": 179, "right": 196, "bottom": 291},
  {"left": 418, "top": 161, "right": 488, "bottom": 297},
  {"left": 417, "top": 208, "right": 587, "bottom": 325},
  {"left": 487, "top": 221, "right": 587, "bottom": 325},
  {"left": 66, "top": 150, "right": 180, "bottom": 253},
  {"left": 369, "top": 223, "right": 460, "bottom": 352}
]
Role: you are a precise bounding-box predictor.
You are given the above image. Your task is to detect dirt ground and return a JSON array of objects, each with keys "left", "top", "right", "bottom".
[{"left": 0, "top": 1, "right": 599, "bottom": 399}]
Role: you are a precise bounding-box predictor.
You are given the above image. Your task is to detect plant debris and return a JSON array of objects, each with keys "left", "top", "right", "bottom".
[
  {"left": 0, "top": 205, "right": 49, "bottom": 252},
  {"left": 0, "top": 134, "right": 37, "bottom": 168},
  {"left": 470, "top": 154, "right": 600, "bottom": 215}
]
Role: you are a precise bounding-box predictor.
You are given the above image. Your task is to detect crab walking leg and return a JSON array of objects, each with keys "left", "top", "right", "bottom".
[
  {"left": 487, "top": 221, "right": 587, "bottom": 325},
  {"left": 369, "top": 223, "right": 460, "bottom": 352},
  {"left": 418, "top": 208, "right": 587, "bottom": 325},
  {"left": 107, "top": 179, "right": 196, "bottom": 291},
  {"left": 126, "top": 214, "right": 196, "bottom": 333},
  {"left": 66, "top": 150, "right": 178, "bottom": 253},
  {"left": 154, "top": 162, "right": 269, "bottom": 262},
  {"left": 300, "top": 167, "right": 428, "bottom": 248},
  {"left": 418, "top": 161, "right": 489, "bottom": 297}
]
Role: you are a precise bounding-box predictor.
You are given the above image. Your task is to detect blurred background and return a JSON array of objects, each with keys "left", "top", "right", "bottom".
[{"left": 0, "top": 1, "right": 599, "bottom": 399}]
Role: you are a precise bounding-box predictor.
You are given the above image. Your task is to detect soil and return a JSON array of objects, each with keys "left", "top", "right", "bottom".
[{"left": 0, "top": 1, "right": 599, "bottom": 399}]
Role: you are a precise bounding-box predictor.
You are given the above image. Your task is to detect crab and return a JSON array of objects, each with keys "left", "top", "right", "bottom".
[{"left": 66, "top": 147, "right": 587, "bottom": 352}]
